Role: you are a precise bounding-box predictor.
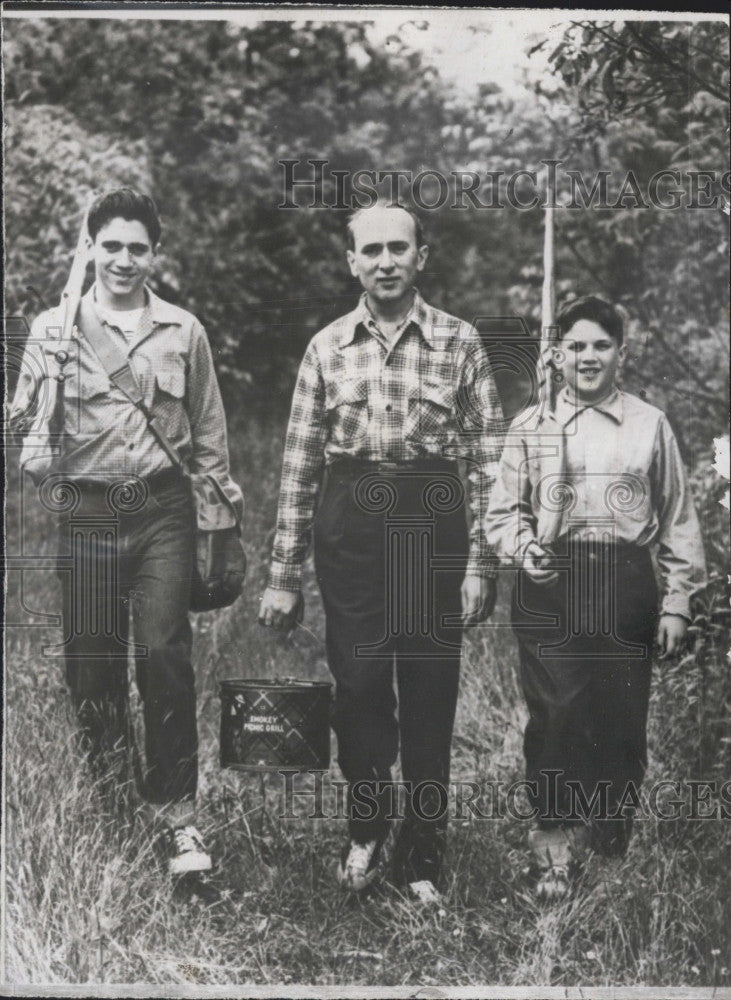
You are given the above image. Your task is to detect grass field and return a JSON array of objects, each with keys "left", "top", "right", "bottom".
[{"left": 3, "top": 405, "right": 730, "bottom": 991}]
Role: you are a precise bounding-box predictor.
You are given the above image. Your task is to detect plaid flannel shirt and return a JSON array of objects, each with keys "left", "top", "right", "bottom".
[{"left": 268, "top": 290, "right": 505, "bottom": 591}]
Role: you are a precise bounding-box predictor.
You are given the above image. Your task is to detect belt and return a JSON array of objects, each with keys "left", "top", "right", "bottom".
[
  {"left": 550, "top": 535, "right": 649, "bottom": 561},
  {"left": 328, "top": 456, "right": 457, "bottom": 475},
  {"left": 63, "top": 467, "right": 184, "bottom": 493}
]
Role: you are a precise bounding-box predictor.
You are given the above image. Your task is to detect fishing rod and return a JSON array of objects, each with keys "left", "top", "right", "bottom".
[{"left": 538, "top": 172, "right": 558, "bottom": 415}]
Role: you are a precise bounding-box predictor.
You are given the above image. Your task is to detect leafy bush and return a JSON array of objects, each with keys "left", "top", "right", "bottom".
[{"left": 4, "top": 102, "right": 151, "bottom": 320}]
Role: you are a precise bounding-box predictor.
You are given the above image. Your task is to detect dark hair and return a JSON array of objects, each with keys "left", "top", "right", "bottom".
[
  {"left": 88, "top": 188, "right": 162, "bottom": 245},
  {"left": 346, "top": 200, "right": 425, "bottom": 251},
  {"left": 555, "top": 295, "right": 624, "bottom": 345}
]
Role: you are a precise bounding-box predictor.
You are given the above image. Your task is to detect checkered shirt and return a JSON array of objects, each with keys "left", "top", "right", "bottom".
[{"left": 268, "top": 290, "right": 505, "bottom": 591}]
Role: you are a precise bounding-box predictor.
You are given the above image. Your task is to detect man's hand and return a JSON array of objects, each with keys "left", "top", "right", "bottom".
[
  {"left": 258, "top": 587, "right": 303, "bottom": 631},
  {"left": 461, "top": 574, "right": 497, "bottom": 625},
  {"left": 524, "top": 541, "right": 558, "bottom": 586},
  {"left": 657, "top": 614, "right": 688, "bottom": 658}
]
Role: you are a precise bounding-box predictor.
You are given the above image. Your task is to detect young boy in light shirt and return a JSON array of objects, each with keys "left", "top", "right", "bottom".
[{"left": 486, "top": 296, "right": 706, "bottom": 899}]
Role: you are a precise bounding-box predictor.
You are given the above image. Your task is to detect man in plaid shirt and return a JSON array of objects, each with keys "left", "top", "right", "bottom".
[{"left": 260, "top": 203, "right": 504, "bottom": 904}]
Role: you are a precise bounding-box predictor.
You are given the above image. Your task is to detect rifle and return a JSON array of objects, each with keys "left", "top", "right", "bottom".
[{"left": 9, "top": 200, "right": 93, "bottom": 442}]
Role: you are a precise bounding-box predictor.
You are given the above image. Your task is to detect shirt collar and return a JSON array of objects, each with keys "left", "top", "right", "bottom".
[
  {"left": 555, "top": 386, "right": 623, "bottom": 427},
  {"left": 84, "top": 284, "right": 182, "bottom": 326},
  {"left": 339, "top": 288, "right": 435, "bottom": 349}
]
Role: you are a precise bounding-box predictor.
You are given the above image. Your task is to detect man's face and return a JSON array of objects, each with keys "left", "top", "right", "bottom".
[
  {"left": 553, "top": 319, "right": 625, "bottom": 402},
  {"left": 346, "top": 207, "right": 428, "bottom": 310},
  {"left": 93, "top": 217, "right": 156, "bottom": 305}
]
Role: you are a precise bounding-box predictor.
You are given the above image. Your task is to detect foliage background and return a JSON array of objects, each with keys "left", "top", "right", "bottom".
[
  {"left": 5, "top": 16, "right": 728, "bottom": 446},
  {"left": 3, "top": 11, "right": 730, "bottom": 991}
]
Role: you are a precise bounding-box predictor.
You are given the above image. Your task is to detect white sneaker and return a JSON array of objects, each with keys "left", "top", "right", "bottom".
[
  {"left": 408, "top": 879, "right": 442, "bottom": 906},
  {"left": 166, "top": 825, "right": 212, "bottom": 875},
  {"left": 337, "top": 839, "right": 382, "bottom": 892}
]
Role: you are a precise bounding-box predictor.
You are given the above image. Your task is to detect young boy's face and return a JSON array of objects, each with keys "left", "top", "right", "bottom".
[
  {"left": 553, "top": 319, "right": 626, "bottom": 402},
  {"left": 93, "top": 216, "right": 157, "bottom": 307}
]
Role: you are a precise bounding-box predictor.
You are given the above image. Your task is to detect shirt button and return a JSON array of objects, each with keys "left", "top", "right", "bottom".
[
  {"left": 128, "top": 443, "right": 134, "bottom": 451},
  {"left": 385, "top": 404, "right": 392, "bottom": 413}
]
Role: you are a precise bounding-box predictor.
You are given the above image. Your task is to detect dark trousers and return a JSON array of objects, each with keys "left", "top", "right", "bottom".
[
  {"left": 511, "top": 537, "right": 658, "bottom": 856},
  {"left": 314, "top": 460, "right": 468, "bottom": 885},
  {"left": 55, "top": 471, "right": 197, "bottom": 808}
]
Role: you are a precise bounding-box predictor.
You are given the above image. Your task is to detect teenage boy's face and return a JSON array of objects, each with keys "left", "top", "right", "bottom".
[
  {"left": 553, "top": 319, "right": 626, "bottom": 402},
  {"left": 93, "top": 216, "right": 157, "bottom": 307}
]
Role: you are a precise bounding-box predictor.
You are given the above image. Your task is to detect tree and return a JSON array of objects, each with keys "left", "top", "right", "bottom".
[
  {"left": 2, "top": 18, "right": 572, "bottom": 404},
  {"left": 527, "top": 19, "right": 730, "bottom": 455},
  {"left": 4, "top": 103, "right": 151, "bottom": 319}
]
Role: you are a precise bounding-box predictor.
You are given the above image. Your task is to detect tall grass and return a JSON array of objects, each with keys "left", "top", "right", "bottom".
[{"left": 3, "top": 406, "right": 730, "bottom": 989}]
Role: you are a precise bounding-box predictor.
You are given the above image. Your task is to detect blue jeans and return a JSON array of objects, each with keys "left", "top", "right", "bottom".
[{"left": 55, "top": 470, "right": 197, "bottom": 810}]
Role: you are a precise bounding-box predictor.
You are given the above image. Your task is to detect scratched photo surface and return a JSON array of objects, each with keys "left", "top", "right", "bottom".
[{"left": 2, "top": 6, "right": 730, "bottom": 998}]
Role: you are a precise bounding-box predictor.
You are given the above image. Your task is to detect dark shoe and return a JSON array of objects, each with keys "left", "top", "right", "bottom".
[
  {"left": 591, "top": 817, "right": 632, "bottom": 857},
  {"left": 535, "top": 863, "right": 570, "bottom": 901}
]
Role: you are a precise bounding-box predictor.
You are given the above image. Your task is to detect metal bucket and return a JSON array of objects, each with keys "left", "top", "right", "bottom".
[{"left": 219, "top": 677, "right": 332, "bottom": 772}]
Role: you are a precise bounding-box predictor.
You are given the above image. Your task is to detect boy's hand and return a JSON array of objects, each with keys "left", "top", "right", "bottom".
[
  {"left": 657, "top": 614, "right": 688, "bottom": 658},
  {"left": 524, "top": 541, "right": 558, "bottom": 585},
  {"left": 259, "top": 587, "right": 304, "bottom": 631},
  {"left": 461, "top": 574, "right": 497, "bottom": 625}
]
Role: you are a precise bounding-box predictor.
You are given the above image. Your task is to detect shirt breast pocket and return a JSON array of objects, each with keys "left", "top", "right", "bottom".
[
  {"left": 405, "top": 381, "right": 454, "bottom": 446},
  {"left": 132, "top": 343, "right": 187, "bottom": 408},
  {"left": 148, "top": 364, "right": 188, "bottom": 444},
  {"left": 63, "top": 368, "right": 110, "bottom": 401},
  {"left": 326, "top": 377, "right": 369, "bottom": 447},
  {"left": 155, "top": 367, "right": 186, "bottom": 401},
  {"left": 604, "top": 471, "right": 653, "bottom": 522},
  {"left": 132, "top": 351, "right": 185, "bottom": 410}
]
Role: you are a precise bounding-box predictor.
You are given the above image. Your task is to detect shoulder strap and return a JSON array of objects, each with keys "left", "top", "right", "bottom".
[{"left": 77, "top": 298, "right": 183, "bottom": 471}]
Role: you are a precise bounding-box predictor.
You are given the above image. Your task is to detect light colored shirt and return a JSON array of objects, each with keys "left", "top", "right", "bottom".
[
  {"left": 268, "top": 290, "right": 505, "bottom": 591},
  {"left": 16, "top": 285, "right": 242, "bottom": 517},
  {"left": 485, "top": 387, "right": 706, "bottom": 619},
  {"left": 96, "top": 305, "right": 144, "bottom": 344}
]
